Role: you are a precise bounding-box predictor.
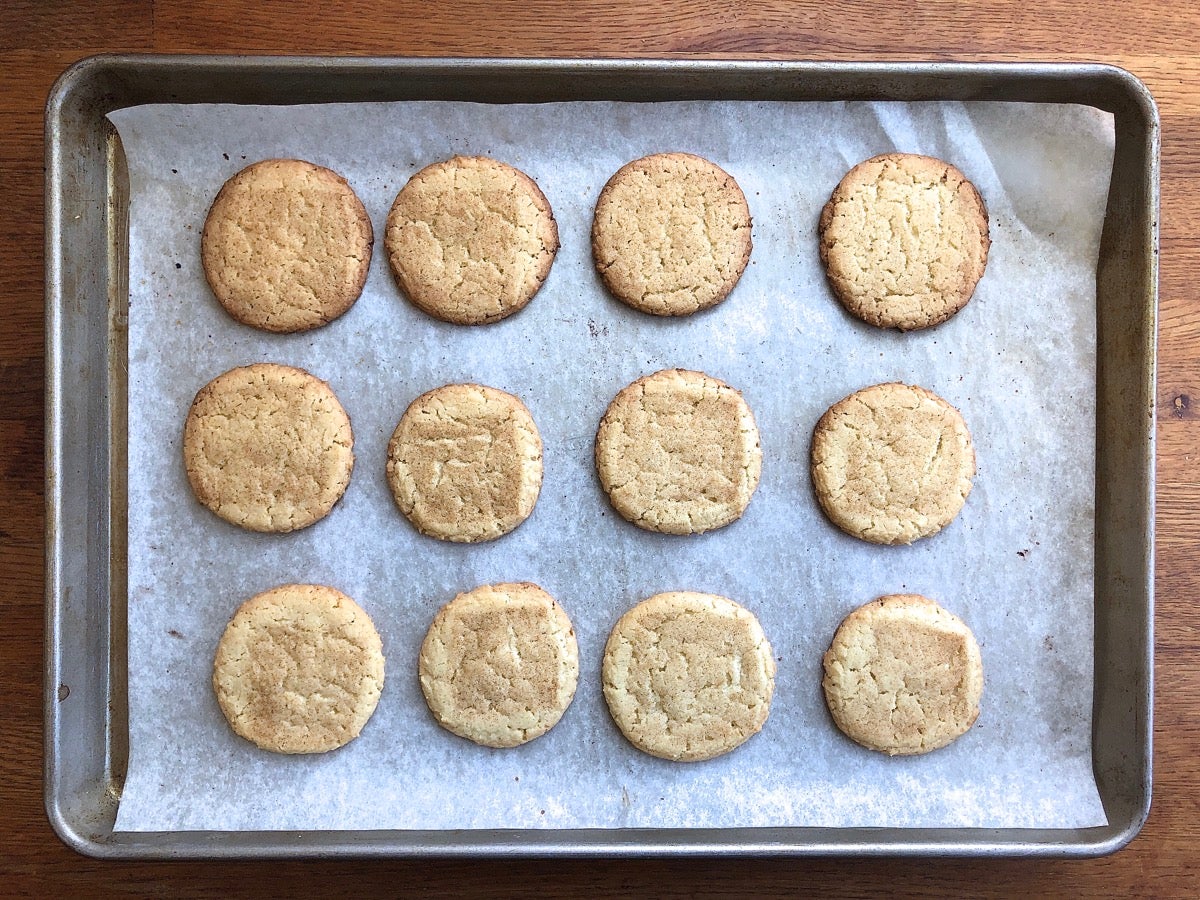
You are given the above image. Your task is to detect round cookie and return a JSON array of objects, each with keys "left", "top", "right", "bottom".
[
  {"left": 811, "top": 382, "right": 974, "bottom": 545},
  {"left": 818, "top": 153, "right": 990, "bottom": 331},
  {"left": 822, "top": 594, "right": 984, "bottom": 755},
  {"left": 591, "top": 152, "right": 752, "bottom": 316},
  {"left": 384, "top": 155, "right": 559, "bottom": 325},
  {"left": 183, "top": 363, "right": 354, "bottom": 533},
  {"left": 418, "top": 582, "right": 579, "bottom": 748},
  {"left": 212, "top": 584, "right": 385, "bottom": 754},
  {"left": 602, "top": 591, "right": 775, "bottom": 762},
  {"left": 201, "top": 159, "right": 373, "bottom": 333},
  {"left": 386, "top": 383, "right": 543, "bottom": 542},
  {"left": 595, "top": 369, "right": 762, "bottom": 535}
]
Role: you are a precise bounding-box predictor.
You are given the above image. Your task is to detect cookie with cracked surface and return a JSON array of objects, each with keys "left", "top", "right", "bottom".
[
  {"left": 595, "top": 368, "right": 762, "bottom": 535},
  {"left": 384, "top": 155, "right": 559, "bottom": 325},
  {"left": 602, "top": 591, "right": 775, "bottom": 762},
  {"left": 591, "top": 152, "right": 753, "bottom": 316},
  {"left": 183, "top": 363, "right": 354, "bottom": 533},
  {"left": 819, "top": 153, "right": 989, "bottom": 331},
  {"left": 811, "top": 382, "right": 974, "bottom": 545},
  {"left": 386, "top": 383, "right": 543, "bottom": 542},
  {"left": 213, "top": 583, "right": 385, "bottom": 754},
  {"left": 823, "top": 594, "right": 983, "bottom": 755},
  {"left": 201, "top": 158, "right": 373, "bottom": 333},
  {"left": 419, "top": 582, "right": 579, "bottom": 748}
]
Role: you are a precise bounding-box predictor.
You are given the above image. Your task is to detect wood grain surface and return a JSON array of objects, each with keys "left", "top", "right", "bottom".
[{"left": 3, "top": 1, "right": 1198, "bottom": 895}]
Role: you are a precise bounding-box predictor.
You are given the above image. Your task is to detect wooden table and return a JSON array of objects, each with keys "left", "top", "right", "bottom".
[{"left": 3, "top": 2, "right": 1197, "bottom": 895}]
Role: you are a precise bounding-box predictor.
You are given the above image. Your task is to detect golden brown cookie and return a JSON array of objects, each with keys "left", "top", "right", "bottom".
[
  {"left": 811, "top": 382, "right": 974, "bottom": 545},
  {"left": 602, "top": 591, "right": 775, "bottom": 762},
  {"left": 822, "top": 594, "right": 984, "bottom": 755},
  {"left": 818, "top": 153, "right": 989, "bottom": 331},
  {"left": 201, "top": 159, "right": 373, "bottom": 333},
  {"left": 591, "top": 152, "right": 753, "bottom": 316},
  {"left": 384, "top": 156, "right": 559, "bottom": 325},
  {"left": 418, "top": 582, "right": 579, "bottom": 748},
  {"left": 183, "top": 363, "right": 354, "bottom": 533},
  {"left": 386, "top": 383, "right": 543, "bottom": 542},
  {"left": 212, "top": 583, "right": 385, "bottom": 754},
  {"left": 595, "top": 369, "right": 762, "bottom": 535}
]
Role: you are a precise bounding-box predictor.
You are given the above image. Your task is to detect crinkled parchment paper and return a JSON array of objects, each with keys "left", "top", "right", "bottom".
[{"left": 110, "top": 98, "right": 1112, "bottom": 831}]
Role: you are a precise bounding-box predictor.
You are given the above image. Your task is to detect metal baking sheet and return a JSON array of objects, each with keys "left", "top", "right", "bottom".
[{"left": 45, "top": 56, "right": 1157, "bottom": 858}]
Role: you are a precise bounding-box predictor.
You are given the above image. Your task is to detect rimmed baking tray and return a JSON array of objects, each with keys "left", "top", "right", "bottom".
[{"left": 44, "top": 56, "right": 1157, "bottom": 859}]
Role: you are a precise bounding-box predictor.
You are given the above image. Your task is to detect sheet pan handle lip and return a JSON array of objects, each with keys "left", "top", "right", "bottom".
[
  {"left": 41, "top": 81, "right": 76, "bottom": 861},
  {"left": 42, "top": 52, "right": 1163, "bottom": 114},
  {"left": 1138, "top": 94, "right": 1159, "bottom": 857},
  {"left": 43, "top": 49, "right": 127, "bottom": 861},
  {"left": 1089, "top": 55, "right": 1157, "bottom": 857},
  {"left": 42, "top": 40, "right": 72, "bottom": 862},
  {"left": 26, "top": 827, "right": 1156, "bottom": 861}
]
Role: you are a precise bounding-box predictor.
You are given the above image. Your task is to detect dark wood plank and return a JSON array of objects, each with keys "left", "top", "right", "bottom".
[
  {"left": 151, "top": 0, "right": 1199, "bottom": 57},
  {"left": 0, "top": 0, "right": 153, "bottom": 51}
]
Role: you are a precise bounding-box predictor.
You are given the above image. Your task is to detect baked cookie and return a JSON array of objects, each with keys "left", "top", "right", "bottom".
[
  {"left": 595, "top": 369, "right": 762, "bottom": 535},
  {"left": 811, "top": 382, "right": 974, "bottom": 545},
  {"left": 591, "top": 152, "right": 752, "bottom": 316},
  {"left": 822, "top": 594, "right": 983, "bottom": 755},
  {"left": 183, "top": 363, "right": 354, "bottom": 533},
  {"left": 384, "top": 156, "right": 559, "bottom": 325},
  {"left": 386, "top": 383, "right": 543, "bottom": 542},
  {"left": 818, "top": 153, "right": 989, "bottom": 331},
  {"left": 602, "top": 591, "right": 775, "bottom": 762},
  {"left": 419, "top": 582, "right": 579, "bottom": 748},
  {"left": 212, "top": 583, "right": 385, "bottom": 754},
  {"left": 201, "top": 159, "right": 373, "bottom": 333}
]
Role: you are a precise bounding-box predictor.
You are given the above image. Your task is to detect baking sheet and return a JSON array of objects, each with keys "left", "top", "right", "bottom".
[{"left": 109, "top": 98, "right": 1112, "bottom": 832}]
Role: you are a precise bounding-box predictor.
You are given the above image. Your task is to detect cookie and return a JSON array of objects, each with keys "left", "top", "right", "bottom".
[
  {"left": 419, "top": 582, "right": 579, "bottom": 748},
  {"left": 811, "top": 382, "right": 974, "bottom": 545},
  {"left": 818, "top": 153, "right": 989, "bottom": 331},
  {"left": 602, "top": 591, "right": 775, "bottom": 762},
  {"left": 212, "top": 584, "right": 385, "bottom": 754},
  {"left": 591, "top": 152, "right": 752, "bottom": 316},
  {"left": 384, "top": 156, "right": 559, "bottom": 325},
  {"left": 183, "top": 363, "right": 354, "bottom": 533},
  {"left": 595, "top": 369, "right": 762, "bottom": 535},
  {"left": 822, "top": 594, "right": 983, "bottom": 755},
  {"left": 386, "top": 383, "right": 542, "bottom": 542},
  {"left": 201, "top": 159, "right": 373, "bottom": 333}
]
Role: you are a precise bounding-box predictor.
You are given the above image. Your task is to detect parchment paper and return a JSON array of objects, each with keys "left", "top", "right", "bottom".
[{"left": 110, "top": 98, "right": 1112, "bottom": 832}]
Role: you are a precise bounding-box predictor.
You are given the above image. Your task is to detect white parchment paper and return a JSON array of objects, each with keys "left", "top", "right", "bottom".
[{"left": 110, "top": 98, "right": 1112, "bottom": 832}]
